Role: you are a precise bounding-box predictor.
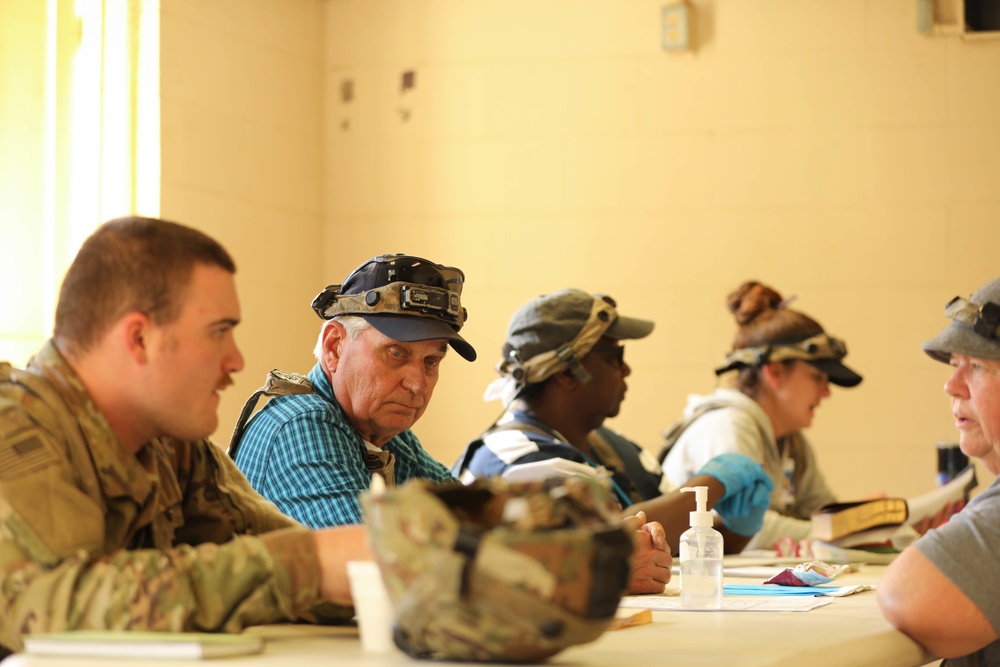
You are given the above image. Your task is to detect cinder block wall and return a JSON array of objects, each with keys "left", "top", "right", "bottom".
[
  {"left": 163, "top": 0, "right": 1000, "bottom": 501},
  {"left": 159, "top": 0, "right": 327, "bottom": 455}
]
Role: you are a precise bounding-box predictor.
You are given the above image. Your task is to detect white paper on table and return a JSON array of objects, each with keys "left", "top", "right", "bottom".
[
  {"left": 721, "top": 566, "right": 787, "bottom": 579},
  {"left": 722, "top": 554, "right": 807, "bottom": 567},
  {"left": 820, "top": 584, "right": 875, "bottom": 597},
  {"left": 618, "top": 595, "right": 835, "bottom": 612},
  {"left": 670, "top": 565, "right": 788, "bottom": 579}
]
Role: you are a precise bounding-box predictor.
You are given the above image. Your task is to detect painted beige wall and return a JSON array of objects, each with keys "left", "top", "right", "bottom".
[
  {"left": 0, "top": 1, "right": 48, "bottom": 365},
  {"left": 162, "top": 0, "right": 1000, "bottom": 501},
  {"left": 159, "top": 0, "right": 328, "bottom": 453},
  {"left": 319, "top": 0, "right": 1000, "bottom": 500}
]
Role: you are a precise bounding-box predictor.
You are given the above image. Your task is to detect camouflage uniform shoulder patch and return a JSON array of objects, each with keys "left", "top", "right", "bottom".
[{"left": 0, "top": 427, "right": 59, "bottom": 482}]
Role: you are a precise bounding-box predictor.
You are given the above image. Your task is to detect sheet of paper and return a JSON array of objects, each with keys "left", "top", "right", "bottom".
[
  {"left": 809, "top": 542, "right": 899, "bottom": 564},
  {"left": 671, "top": 565, "right": 787, "bottom": 579},
  {"left": 721, "top": 566, "right": 787, "bottom": 579},
  {"left": 619, "top": 595, "right": 834, "bottom": 612},
  {"left": 722, "top": 553, "right": 805, "bottom": 567}
]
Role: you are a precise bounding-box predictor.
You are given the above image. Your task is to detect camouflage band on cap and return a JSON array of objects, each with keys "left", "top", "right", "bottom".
[
  {"left": 484, "top": 297, "right": 617, "bottom": 406},
  {"left": 360, "top": 477, "right": 632, "bottom": 662},
  {"left": 715, "top": 332, "right": 848, "bottom": 376}
]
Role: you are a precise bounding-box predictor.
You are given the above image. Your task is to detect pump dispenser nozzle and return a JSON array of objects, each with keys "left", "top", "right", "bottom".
[{"left": 681, "top": 485, "right": 713, "bottom": 528}]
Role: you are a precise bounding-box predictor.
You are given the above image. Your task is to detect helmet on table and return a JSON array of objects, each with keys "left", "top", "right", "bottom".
[{"left": 360, "top": 476, "right": 633, "bottom": 662}]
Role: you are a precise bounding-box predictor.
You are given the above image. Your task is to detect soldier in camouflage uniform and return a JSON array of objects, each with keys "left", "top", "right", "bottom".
[{"left": 0, "top": 217, "right": 369, "bottom": 657}]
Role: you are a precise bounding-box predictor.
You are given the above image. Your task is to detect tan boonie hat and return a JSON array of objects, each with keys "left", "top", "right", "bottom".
[{"left": 359, "top": 477, "right": 633, "bottom": 662}]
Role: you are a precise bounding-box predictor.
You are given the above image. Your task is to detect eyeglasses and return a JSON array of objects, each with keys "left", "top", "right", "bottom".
[{"left": 591, "top": 344, "right": 625, "bottom": 368}]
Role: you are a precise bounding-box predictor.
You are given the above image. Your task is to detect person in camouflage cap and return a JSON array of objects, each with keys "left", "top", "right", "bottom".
[
  {"left": 453, "top": 288, "right": 775, "bottom": 554},
  {"left": 229, "top": 253, "right": 477, "bottom": 528},
  {"left": 227, "top": 257, "right": 672, "bottom": 595},
  {"left": 361, "top": 476, "right": 634, "bottom": 662},
  {"left": 0, "top": 217, "right": 370, "bottom": 657}
]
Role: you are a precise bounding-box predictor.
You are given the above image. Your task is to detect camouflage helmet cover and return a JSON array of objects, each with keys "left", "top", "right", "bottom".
[{"left": 359, "top": 477, "right": 633, "bottom": 662}]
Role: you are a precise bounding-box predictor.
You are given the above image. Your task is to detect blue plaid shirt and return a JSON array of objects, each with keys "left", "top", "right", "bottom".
[{"left": 233, "top": 363, "right": 455, "bottom": 527}]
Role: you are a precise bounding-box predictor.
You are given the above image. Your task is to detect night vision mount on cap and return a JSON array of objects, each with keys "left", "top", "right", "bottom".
[
  {"left": 311, "top": 253, "right": 477, "bottom": 361},
  {"left": 923, "top": 275, "right": 1000, "bottom": 364}
]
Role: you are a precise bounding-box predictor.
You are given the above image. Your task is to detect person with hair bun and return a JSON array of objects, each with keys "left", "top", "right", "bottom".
[{"left": 660, "top": 281, "right": 863, "bottom": 548}]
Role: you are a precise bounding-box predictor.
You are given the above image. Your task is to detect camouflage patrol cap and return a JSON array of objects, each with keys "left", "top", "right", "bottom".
[
  {"left": 502, "top": 289, "right": 654, "bottom": 371},
  {"left": 359, "top": 477, "right": 633, "bottom": 662},
  {"left": 311, "top": 253, "right": 477, "bottom": 361},
  {"left": 484, "top": 289, "right": 655, "bottom": 406}
]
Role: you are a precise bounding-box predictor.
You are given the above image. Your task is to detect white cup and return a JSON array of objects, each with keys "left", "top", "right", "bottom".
[{"left": 346, "top": 560, "right": 396, "bottom": 653}]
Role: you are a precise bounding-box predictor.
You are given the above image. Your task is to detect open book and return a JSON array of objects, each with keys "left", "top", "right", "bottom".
[
  {"left": 810, "top": 465, "right": 978, "bottom": 558},
  {"left": 23, "top": 631, "right": 265, "bottom": 659}
]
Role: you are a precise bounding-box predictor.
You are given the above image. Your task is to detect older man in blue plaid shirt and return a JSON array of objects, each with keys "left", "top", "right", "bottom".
[
  {"left": 229, "top": 255, "right": 673, "bottom": 595},
  {"left": 231, "top": 254, "right": 477, "bottom": 527}
]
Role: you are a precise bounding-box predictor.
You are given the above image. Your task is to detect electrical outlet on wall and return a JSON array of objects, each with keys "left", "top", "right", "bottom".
[{"left": 662, "top": 3, "right": 691, "bottom": 51}]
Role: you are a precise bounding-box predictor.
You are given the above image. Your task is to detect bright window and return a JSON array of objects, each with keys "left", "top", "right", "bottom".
[{"left": 0, "top": 0, "right": 159, "bottom": 367}]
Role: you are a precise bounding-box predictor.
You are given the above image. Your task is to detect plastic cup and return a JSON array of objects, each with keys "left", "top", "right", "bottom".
[{"left": 346, "top": 560, "right": 396, "bottom": 653}]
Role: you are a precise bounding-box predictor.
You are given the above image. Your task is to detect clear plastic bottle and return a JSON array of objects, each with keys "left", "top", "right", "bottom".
[{"left": 679, "top": 485, "right": 723, "bottom": 609}]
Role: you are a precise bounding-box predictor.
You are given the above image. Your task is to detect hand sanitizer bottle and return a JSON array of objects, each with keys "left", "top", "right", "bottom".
[{"left": 679, "top": 485, "right": 723, "bottom": 609}]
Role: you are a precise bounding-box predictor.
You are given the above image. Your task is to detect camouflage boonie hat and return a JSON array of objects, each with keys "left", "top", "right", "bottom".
[{"left": 360, "top": 477, "right": 633, "bottom": 662}]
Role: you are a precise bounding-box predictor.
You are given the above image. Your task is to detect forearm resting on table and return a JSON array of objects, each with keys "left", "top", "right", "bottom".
[
  {"left": 313, "top": 524, "right": 373, "bottom": 606},
  {"left": 0, "top": 529, "right": 331, "bottom": 651},
  {"left": 878, "top": 547, "right": 997, "bottom": 658},
  {"left": 630, "top": 475, "right": 729, "bottom": 554}
]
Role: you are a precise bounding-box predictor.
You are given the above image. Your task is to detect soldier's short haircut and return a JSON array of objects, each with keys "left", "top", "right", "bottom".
[{"left": 54, "top": 216, "right": 236, "bottom": 357}]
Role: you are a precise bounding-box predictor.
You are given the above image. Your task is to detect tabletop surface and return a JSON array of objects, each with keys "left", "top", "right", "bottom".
[{"left": 1, "top": 562, "right": 939, "bottom": 667}]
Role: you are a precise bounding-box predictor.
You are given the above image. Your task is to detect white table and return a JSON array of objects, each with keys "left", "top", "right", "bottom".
[{"left": 1, "top": 564, "right": 938, "bottom": 667}]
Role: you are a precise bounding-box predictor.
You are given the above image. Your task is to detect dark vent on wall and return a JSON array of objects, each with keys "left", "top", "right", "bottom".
[{"left": 965, "top": 0, "right": 1000, "bottom": 32}]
